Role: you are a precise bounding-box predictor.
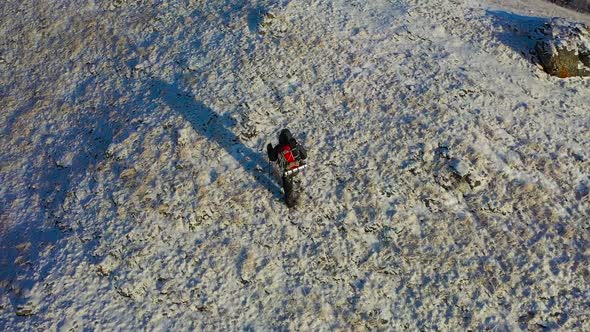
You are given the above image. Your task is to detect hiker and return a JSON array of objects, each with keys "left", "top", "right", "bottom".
[{"left": 267, "top": 129, "right": 307, "bottom": 206}]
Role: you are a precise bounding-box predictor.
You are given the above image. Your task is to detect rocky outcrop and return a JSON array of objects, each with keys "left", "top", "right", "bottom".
[
  {"left": 535, "top": 18, "right": 590, "bottom": 77},
  {"left": 546, "top": 1, "right": 590, "bottom": 14}
]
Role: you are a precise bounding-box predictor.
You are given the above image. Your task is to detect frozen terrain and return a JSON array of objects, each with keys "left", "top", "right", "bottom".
[
  {"left": 545, "top": 0, "right": 590, "bottom": 13},
  {"left": 1, "top": 0, "right": 589, "bottom": 330}
]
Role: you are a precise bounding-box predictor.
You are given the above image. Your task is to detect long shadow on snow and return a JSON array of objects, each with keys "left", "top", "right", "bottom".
[
  {"left": 148, "top": 79, "right": 283, "bottom": 200},
  {"left": 0, "top": 101, "right": 117, "bottom": 319},
  {"left": 486, "top": 10, "right": 548, "bottom": 64}
]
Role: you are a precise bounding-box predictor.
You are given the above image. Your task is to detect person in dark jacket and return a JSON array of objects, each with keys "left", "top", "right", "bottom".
[
  {"left": 267, "top": 129, "right": 307, "bottom": 207},
  {"left": 267, "top": 129, "right": 307, "bottom": 165}
]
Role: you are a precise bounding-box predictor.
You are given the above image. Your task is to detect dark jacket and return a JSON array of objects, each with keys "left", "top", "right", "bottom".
[{"left": 268, "top": 138, "right": 307, "bottom": 162}]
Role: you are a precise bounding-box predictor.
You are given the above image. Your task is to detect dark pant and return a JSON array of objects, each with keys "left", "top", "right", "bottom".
[{"left": 282, "top": 175, "right": 298, "bottom": 207}]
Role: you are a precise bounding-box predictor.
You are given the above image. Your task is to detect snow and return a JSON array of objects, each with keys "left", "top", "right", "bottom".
[
  {"left": 1, "top": 0, "right": 589, "bottom": 330},
  {"left": 539, "top": 17, "right": 590, "bottom": 54}
]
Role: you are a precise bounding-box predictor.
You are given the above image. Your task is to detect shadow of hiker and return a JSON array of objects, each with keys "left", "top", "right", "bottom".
[
  {"left": 148, "top": 79, "right": 283, "bottom": 200},
  {"left": 486, "top": 10, "right": 548, "bottom": 64}
]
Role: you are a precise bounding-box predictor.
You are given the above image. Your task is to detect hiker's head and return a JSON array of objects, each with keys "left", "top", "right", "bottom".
[{"left": 279, "top": 129, "right": 293, "bottom": 145}]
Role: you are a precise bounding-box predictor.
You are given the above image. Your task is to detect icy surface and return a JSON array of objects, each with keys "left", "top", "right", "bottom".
[{"left": 1, "top": 0, "right": 589, "bottom": 330}]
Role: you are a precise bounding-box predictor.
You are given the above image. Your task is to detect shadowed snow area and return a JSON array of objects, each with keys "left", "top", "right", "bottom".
[{"left": 1, "top": 0, "right": 589, "bottom": 330}]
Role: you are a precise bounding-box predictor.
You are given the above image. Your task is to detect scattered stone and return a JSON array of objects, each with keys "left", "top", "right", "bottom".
[
  {"left": 466, "top": 173, "right": 483, "bottom": 189},
  {"left": 434, "top": 169, "right": 460, "bottom": 192},
  {"left": 97, "top": 264, "right": 111, "bottom": 277},
  {"left": 177, "top": 127, "right": 191, "bottom": 146},
  {"left": 120, "top": 168, "right": 137, "bottom": 180},
  {"left": 535, "top": 18, "right": 590, "bottom": 78},
  {"left": 572, "top": 152, "right": 586, "bottom": 162},
  {"left": 116, "top": 286, "right": 132, "bottom": 298},
  {"left": 14, "top": 256, "right": 29, "bottom": 267},
  {"left": 15, "top": 242, "right": 31, "bottom": 251},
  {"left": 576, "top": 182, "right": 589, "bottom": 200},
  {"left": 449, "top": 158, "right": 471, "bottom": 177},
  {"left": 240, "top": 123, "right": 258, "bottom": 140},
  {"left": 518, "top": 311, "right": 536, "bottom": 329},
  {"left": 400, "top": 159, "right": 419, "bottom": 173},
  {"left": 547, "top": 1, "right": 590, "bottom": 13},
  {"left": 258, "top": 11, "right": 287, "bottom": 38},
  {"left": 55, "top": 151, "right": 75, "bottom": 168},
  {"left": 16, "top": 304, "right": 36, "bottom": 316},
  {"left": 108, "top": 0, "right": 128, "bottom": 10},
  {"left": 435, "top": 145, "right": 450, "bottom": 159},
  {"left": 536, "top": 321, "right": 548, "bottom": 328}
]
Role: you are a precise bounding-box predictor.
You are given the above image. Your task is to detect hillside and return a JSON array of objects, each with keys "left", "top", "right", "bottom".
[{"left": 1, "top": 0, "right": 589, "bottom": 330}]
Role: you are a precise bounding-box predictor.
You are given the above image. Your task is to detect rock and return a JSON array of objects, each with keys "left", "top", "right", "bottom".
[
  {"left": 258, "top": 11, "right": 287, "bottom": 38},
  {"left": 120, "top": 168, "right": 137, "bottom": 180},
  {"left": 535, "top": 18, "right": 590, "bottom": 78},
  {"left": 518, "top": 311, "right": 536, "bottom": 329},
  {"left": 16, "top": 304, "right": 36, "bottom": 316},
  {"left": 576, "top": 182, "right": 589, "bottom": 200},
  {"left": 449, "top": 158, "right": 470, "bottom": 177},
  {"left": 547, "top": 1, "right": 590, "bottom": 14},
  {"left": 55, "top": 150, "right": 75, "bottom": 168},
  {"left": 435, "top": 145, "right": 450, "bottom": 160},
  {"left": 400, "top": 159, "right": 418, "bottom": 173},
  {"left": 240, "top": 123, "right": 258, "bottom": 140},
  {"left": 108, "top": 0, "right": 128, "bottom": 10},
  {"left": 466, "top": 173, "right": 484, "bottom": 189}
]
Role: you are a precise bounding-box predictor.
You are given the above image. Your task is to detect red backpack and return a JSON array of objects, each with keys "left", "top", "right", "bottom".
[{"left": 278, "top": 144, "right": 299, "bottom": 170}]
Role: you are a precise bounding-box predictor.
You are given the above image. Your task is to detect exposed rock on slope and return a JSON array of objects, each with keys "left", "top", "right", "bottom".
[
  {"left": 535, "top": 18, "right": 590, "bottom": 77},
  {"left": 547, "top": 0, "right": 590, "bottom": 13}
]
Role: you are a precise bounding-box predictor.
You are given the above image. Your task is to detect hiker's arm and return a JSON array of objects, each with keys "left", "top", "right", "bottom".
[{"left": 267, "top": 143, "right": 278, "bottom": 161}]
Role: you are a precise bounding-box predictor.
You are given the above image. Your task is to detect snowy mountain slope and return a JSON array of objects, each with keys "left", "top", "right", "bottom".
[{"left": 1, "top": 0, "right": 589, "bottom": 330}]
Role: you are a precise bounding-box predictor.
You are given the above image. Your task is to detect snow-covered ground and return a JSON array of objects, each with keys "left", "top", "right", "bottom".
[{"left": 1, "top": 0, "right": 589, "bottom": 330}]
